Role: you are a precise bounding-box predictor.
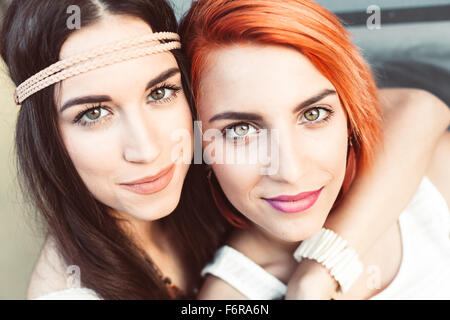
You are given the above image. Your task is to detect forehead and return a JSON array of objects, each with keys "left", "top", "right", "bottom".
[
  {"left": 57, "top": 14, "right": 179, "bottom": 105},
  {"left": 60, "top": 15, "right": 152, "bottom": 58},
  {"left": 198, "top": 44, "right": 336, "bottom": 112}
]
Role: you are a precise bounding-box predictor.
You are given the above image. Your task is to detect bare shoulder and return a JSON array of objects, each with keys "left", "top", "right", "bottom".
[
  {"left": 27, "top": 236, "right": 69, "bottom": 300},
  {"left": 427, "top": 130, "right": 450, "bottom": 207}
]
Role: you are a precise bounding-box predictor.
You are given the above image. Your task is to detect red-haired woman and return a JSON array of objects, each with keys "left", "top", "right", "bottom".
[{"left": 180, "top": 0, "right": 450, "bottom": 299}]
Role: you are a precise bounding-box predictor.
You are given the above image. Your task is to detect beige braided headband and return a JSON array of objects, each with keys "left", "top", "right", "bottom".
[{"left": 14, "top": 32, "right": 181, "bottom": 105}]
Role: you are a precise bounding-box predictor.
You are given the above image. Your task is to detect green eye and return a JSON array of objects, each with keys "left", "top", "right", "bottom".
[
  {"left": 234, "top": 124, "right": 250, "bottom": 136},
  {"left": 76, "top": 106, "right": 111, "bottom": 127},
  {"left": 85, "top": 108, "right": 102, "bottom": 120},
  {"left": 150, "top": 88, "right": 166, "bottom": 101},
  {"left": 146, "top": 85, "right": 182, "bottom": 104},
  {"left": 225, "top": 122, "right": 257, "bottom": 141},
  {"left": 299, "top": 106, "right": 333, "bottom": 124},
  {"left": 304, "top": 108, "right": 320, "bottom": 121}
]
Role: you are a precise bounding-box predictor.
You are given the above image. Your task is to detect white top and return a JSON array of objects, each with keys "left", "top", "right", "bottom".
[
  {"left": 34, "top": 287, "right": 101, "bottom": 300},
  {"left": 201, "top": 245, "right": 287, "bottom": 299},
  {"left": 202, "top": 177, "right": 450, "bottom": 300}
]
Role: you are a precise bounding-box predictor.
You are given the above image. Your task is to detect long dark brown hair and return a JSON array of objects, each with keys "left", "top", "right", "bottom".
[{"left": 1, "top": 0, "right": 228, "bottom": 299}]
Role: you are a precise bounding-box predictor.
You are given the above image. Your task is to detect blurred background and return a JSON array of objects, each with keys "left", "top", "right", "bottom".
[
  {"left": 1, "top": 0, "right": 46, "bottom": 300},
  {"left": 1, "top": 0, "right": 449, "bottom": 299}
]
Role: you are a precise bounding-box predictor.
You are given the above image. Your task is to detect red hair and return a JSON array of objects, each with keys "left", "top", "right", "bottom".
[{"left": 180, "top": 0, "right": 383, "bottom": 228}]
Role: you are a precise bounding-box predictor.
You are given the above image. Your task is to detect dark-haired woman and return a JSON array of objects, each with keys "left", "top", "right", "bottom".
[{"left": 1, "top": 0, "right": 228, "bottom": 300}]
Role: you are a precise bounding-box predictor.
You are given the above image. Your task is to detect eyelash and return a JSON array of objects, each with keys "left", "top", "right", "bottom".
[
  {"left": 73, "top": 104, "right": 111, "bottom": 127},
  {"left": 146, "top": 82, "right": 182, "bottom": 105},
  {"left": 299, "top": 106, "right": 334, "bottom": 125},
  {"left": 221, "top": 122, "right": 259, "bottom": 144},
  {"left": 73, "top": 83, "right": 182, "bottom": 127},
  {"left": 222, "top": 106, "right": 335, "bottom": 142}
]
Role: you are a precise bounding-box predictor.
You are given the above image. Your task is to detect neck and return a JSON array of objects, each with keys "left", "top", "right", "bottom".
[
  {"left": 112, "top": 209, "right": 189, "bottom": 288},
  {"left": 252, "top": 224, "right": 300, "bottom": 255},
  {"left": 113, "top": 209, "right": 170, "bottom": 255}
]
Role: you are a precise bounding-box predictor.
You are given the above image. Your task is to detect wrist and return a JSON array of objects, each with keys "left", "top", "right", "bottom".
[
  {"left": 285, "top": 258, "right": 339, "bottom": 300},
  {"left": 293, "top": 228, "right": 364, "bottom": 294},
  {"left": 300, "top": 258, "right": 340, "bottom": 292}
]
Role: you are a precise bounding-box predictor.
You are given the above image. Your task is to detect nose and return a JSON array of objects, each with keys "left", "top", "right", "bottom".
[
  {"left": 122, "top": 110, "right": 161, "bottom": 164},
  {"left": 268, "top": 126, "right": 311, "bottom": 184}
]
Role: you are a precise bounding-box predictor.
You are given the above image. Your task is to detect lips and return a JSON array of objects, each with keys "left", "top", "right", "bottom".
[
  {"left": 263, "top": 187, "right": 324, "bottom": 214},
  {"left": 119, "top": 164, "right": 175, "bottom": 195}
]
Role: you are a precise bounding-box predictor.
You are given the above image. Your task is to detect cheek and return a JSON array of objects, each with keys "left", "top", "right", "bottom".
[
  {"left": 326, "top": 121, "right": 348, "bottom": 185},
  {"left": 212, "top": 162, "right": 260, "bottom": 212},
  {"left": 156, "top": 99, "right": 194, "bottom": 160},
  {"left": 303, "top": 108, "right": 349, "bottom": 175},
  {"left": 61, "top": 126, "right": 121, "bottom": 194},
  {"left": 303, "top": 113, "right": 349, "bottom": 206},
  {"left": 312, "top": 127, "right": 348, "bottom": 181}
]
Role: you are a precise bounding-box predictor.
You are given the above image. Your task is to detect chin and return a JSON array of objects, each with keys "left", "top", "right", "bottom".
[
  {"left": 123, "top": 191, "right": 182, "bottom": 222},
  {"left": 132, "top": 203, "right": 176, "bottom": 222},
  {"left": 274, "top": 229, "right": 318, "bottom": 243},
  {"left": 152, "top": 194, "right": 182, "bottom": 220},
  {"left": 274, "top": 215, "right": 327, "bottom": 243}
]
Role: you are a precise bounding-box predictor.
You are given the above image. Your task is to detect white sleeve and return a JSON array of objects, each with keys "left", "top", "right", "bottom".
[
  {"left": 34, "top": 288, "right": 101, "bottom": 300},
  {"left": 202, "top": 245, "right": 287, "bottom": 300}
]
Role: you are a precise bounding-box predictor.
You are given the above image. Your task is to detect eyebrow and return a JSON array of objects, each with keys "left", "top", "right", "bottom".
[
  {"left": 60, "top": 95, "right": 112, "bottom": 112},
  {"left": 209, "top": 112, "right": 263, "bottom": 123},
  {"left": 144, "top": 67, "right": 180, "bottom": 91},
  {"left": 208, "top": 88, "right": 337, "bottom": 123},
  {"left": 60, "top": 67, "right": 181, "bottom": 112},
  {"left": 292, "top": 89, "right": 337, "bottom": 114}
]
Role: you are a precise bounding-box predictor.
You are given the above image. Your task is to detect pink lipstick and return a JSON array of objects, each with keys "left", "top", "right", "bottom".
[{"left": 263, "top": 187, "right": 323, "bottom": 214}]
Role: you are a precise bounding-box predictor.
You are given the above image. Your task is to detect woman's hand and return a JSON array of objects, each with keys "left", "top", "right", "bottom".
[{"left": 285, "top": 258, "right": 339, "bottom": 300}]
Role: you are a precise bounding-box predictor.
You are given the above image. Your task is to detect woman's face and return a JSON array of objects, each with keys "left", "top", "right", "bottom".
[
  {"left": 57, "top": 15, "right": 193, "bottom": 222},
  {"left": 197, "top": 44, "right": 349, "bottom": 242}
]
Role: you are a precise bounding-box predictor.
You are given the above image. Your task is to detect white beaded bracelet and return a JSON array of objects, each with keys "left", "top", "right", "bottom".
[{"left": 293, "top": 228, "right": 364, "bottom": 294}]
